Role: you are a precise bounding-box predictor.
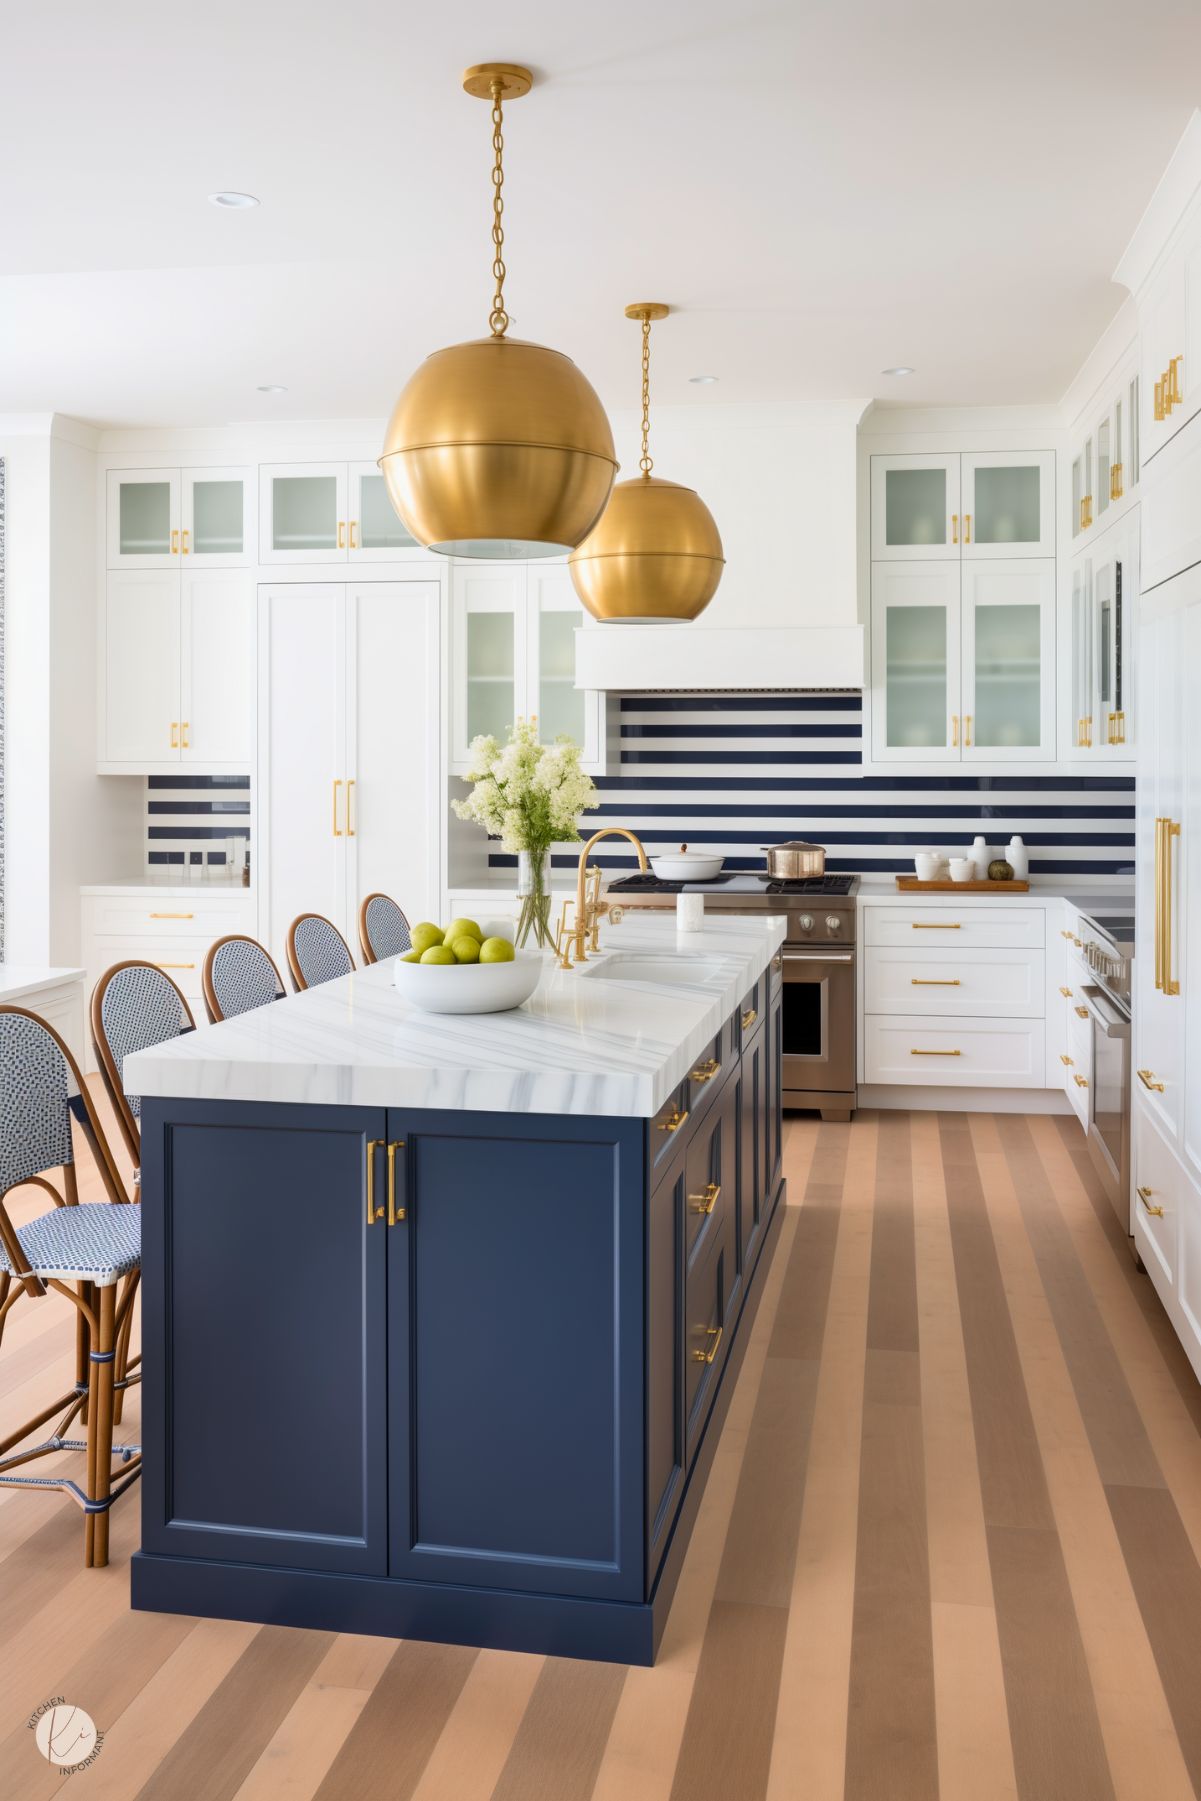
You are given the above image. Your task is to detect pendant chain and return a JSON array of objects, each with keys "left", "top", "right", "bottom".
[
  {"left": 639, "top": 314, "right": 653, "bottom": 474},
  {"left": 489, "top": 81, "right": 508, "bottom": 338}
]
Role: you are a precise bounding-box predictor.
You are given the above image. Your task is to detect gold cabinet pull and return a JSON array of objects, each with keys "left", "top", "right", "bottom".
[
  {"left": 155, "top": 961, "right": 195, "bottom": 970},
  {"left": 1074, "top": 1073, "right": 1089, "bottom": 1088},
  {"left": 1169, "top": 355, "right": 1183, "bottom": 408},
  {"left": 911, "top": 1048, "right": 962, "bottom": 1056},
  {"left": 690, "top": 1058, "right": 720, "bottom": 1082},
  {"left": 1059, "top": 986, "right": 1073, "bottom": 998},
  {"left": 741, "top": 1007, "right": 758, "bottom": 1032},
  {"left": 911, "top": 978, "right": 961, "bottom": 986},
  {"left": 1075, "top": 1006, "right": 1089, "bottom": 1018},
  {"left": 171, "top": 527, "right": 180, "bottom": 554},
  {"left": 951, "top": 513, "right": 959, "bottom": 545},
  {"left": 657, "top": 1106, "right": 690, "bottom": 1133},
  {"left": 149, "top": 911, "right": 193, "bottom": 920},
  {"left": 1164, "top": 818, "right": 1180, "bottom": 995},
  {"left": 181, "top": 527, "right": 190, "bottom": 554},
  {"left": 963, "top": 512, "right": 971, "bottom": 544},
  {"left": 387, "top": 1139, "right": 405, "bottom": 1224},
  {"left": 333, "top": 779, "right": 343, "bottom": 837},
  {"left": 951, "top": 713, "right": 959, "bottom": 747},
  {"left": 963, "top": 714, "right": 973, "bottom": 748},
  {"left": 1137, "top": 1185, "right": 1165, "bottom": 1218},
  {"left": 1155, "top": 817, "right": 1165, "bottom": 991},
  {"left": 1113, "top": 710, "right": 1126, "bottom": 744},
  {"left": 346, "top": 777, "right": 356, "bottom": 837},
  {"left": 1154, "top": 377, "right": 1166, "bottom": 421},
  {"left": 1137, "top": 1069, "right": 1165, "bottom": 1093},
  {"left": 366, "top": 1138, "right": 386, "bottom": 1224},
  {"left": 688, "top": 1182, "right": 721, "bottom": 1216},
  {"left": 1110, "top": 461, "right": 1123, "bottom": 500},
  {"left": 181, "top": 720, "right": 190, "bottom": 750},
  {"left": 348, "top": 520, "right": 358, "bottom": 550},
  {"left": 692, "top": 1323, "right": 723, "bottom": 1365},
  {"left": 337, "top": 519, "right": 347, "bottom": 549},
  {"left": 1060, "top": 930, "right": 1074, "bottom": 941},
  {"left": 912, "top": 922, "right": 962, "bottom": 930},
  {"left": 170, "top": 721, "right": 179, "bottom": 749},
  {"left": 1060, "top": 1054, "right": 1074, "bottom": 1066}
]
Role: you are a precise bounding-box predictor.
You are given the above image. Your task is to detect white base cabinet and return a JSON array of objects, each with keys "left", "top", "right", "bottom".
[{"left": 257, "top": 582, "right": 440, "bottom": 971}]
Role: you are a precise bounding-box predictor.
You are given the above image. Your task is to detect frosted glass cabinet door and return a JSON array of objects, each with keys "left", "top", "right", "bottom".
[
  {"left": 961, "top": 451, "right": 1054, "bottom": 557},
  {"left": 450, "top": 566, "right": 527, "bottom": 771},
  {"left": 107, "top": 469, "right": 181, "bottom": 569},
  {"left": 260, "top": 464, "right": 349, "bottom": 563},
  {"left": 1070, "top": 559, "right": 1094, "bottom": 753},
  {"left": 961, "top": 561, "right": 1055, "bottom": 760},
  {"left": 526, "top": 565, "right": 600, "bottom": 766},
  {"left": 181, "top": 468, "right": 252, "bottom": 567},
  {"left": 348, "top": 464, "right": 421, "bottom": 561},
  {"left": 870, "top": 563, "right": 962, "bottom": 760},
  {"left": 870, "top": 456, "right": 961, "bottom": 560}
]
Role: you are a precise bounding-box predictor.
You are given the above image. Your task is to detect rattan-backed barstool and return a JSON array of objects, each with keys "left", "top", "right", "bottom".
[
  {"left": 0, "top": 1006, "right": 141, "bottom": 1566},
  {"left": 358, "top": 892, "right": 412, "bottom": 964},
  {"left": 286, "top": 913, "right": 355, "bottom": 991},
  {"left": 203, "top": 934, "right": 286, "bottom": 1023}
]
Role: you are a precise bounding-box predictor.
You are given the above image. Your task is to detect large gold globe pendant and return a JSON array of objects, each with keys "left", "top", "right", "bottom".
[
  {"left": 568, "top": 473, "right": 725, "bottom": 621},
  {"left": 380, "top": 337, "right": 618, "bottom": 558}
]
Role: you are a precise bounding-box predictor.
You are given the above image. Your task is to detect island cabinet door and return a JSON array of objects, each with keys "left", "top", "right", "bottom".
[
  {"left": 140, "top": 1101, "right": 389, "bottom": 1575},
  {"left": 384, "top": 1112, "right": 647, "bottom": 1602},
  {"left": 767, "top": 987, "right": 784, "bottom": 1199},
  {"left": 739, "top": 1024, "right": 766, "bottom": 1275}
]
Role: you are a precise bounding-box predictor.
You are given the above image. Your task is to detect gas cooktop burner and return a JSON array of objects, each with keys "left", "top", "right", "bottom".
[
  {"left": 758, "top": 874, "right": 855, "bottom": 895},
  {"left": 605, "top": 872, "right": 735, "bottom": 894}
]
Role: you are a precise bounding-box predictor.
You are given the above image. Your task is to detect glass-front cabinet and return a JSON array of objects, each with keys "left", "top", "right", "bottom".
[
  {"left": 871, "top": 452, "right": 1053, "bottom": 561},
  {"left": 870, "top": 564, "right": 962, "bottom": 759},
  {"left": 260, "top": 462, "right": 424, "bottom": 564},
  {"left": 870, "top": 455, "right": 961, "bottom": 560},
  {"left": 107, "top": 468, "right": 252, "bottom": 569},
  {"left": 1064, "top": 511, "right": 1137, "bottom": 762},
  {"left": 1070, "top": 362, "right": 1140, "bottom": 544},
  {"left": 450, "top": 562, "right": 604, "bottom": 774}
]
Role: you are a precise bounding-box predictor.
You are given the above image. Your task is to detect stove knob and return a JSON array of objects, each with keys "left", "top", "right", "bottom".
[
  {"left": 798, "top": 913, "right": 815, "bottom": 932},
  {"left": 825, "top": 915, "right": 842, "bottom": 933}
]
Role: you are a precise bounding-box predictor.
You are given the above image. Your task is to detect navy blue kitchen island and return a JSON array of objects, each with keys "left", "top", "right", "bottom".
[{"left": 128, "top": 922, "right": 785, "bottom": 1665}]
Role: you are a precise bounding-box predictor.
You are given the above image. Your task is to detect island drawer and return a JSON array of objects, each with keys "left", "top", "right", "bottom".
[
  {"left": 863, "top": 945, "right": 1046, "bottom": 1017},
  {"left": 864, "top": 906, "right": 1045, "bottom": 950},
  {"left": 650, "top": 1083, "right": 691, "bottom": 1170},
  {"left": 738, "top": 973, "right": 765, "bottom": 1044},
  {"left": 685, "top": 1020, "right": 736, "bottom": 1118}
]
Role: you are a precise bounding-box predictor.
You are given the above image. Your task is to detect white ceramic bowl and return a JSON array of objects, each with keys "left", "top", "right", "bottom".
[
  {"left": 914, "top": 851, "right": 947, "bottom": 881},
  {"left": 649, "top": 851, "right": 725, "bottom": 882},
  {"left": 392, "top": 948, "right": 544, "bottom": 1014},
  {"left": 948, "top": 858, "right": 975, "bottom": 883}
]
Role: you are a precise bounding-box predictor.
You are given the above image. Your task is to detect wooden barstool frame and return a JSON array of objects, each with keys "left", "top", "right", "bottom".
[
  {"left": 358, "top": 892, "right": 412, "bottom": 965},
  {"left": 285, "top": 912, "right": 356, "bottom": 992},
  {"left": 202, "top": 933, "right": 287, "bottom": 1024}
]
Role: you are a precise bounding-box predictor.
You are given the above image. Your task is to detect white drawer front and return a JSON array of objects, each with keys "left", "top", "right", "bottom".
[
  {"left": 86, "top": 937, "right": 209, "bottom": 1003},
  {"left": 1133, "top": 1100, "right": 1180, "bottom": 1294},
  {"left": 84, "top": 895, "right": 254, "bottom": 939},
  {"left": 864, "top": 945, "right": 1045, "bottom": 1017},
  {"left": 864, "top": 1014, "right": 1046, "bottom": 1087},
  {"left": 864, "top": 906, "right": 1045, "bottom": 950}
]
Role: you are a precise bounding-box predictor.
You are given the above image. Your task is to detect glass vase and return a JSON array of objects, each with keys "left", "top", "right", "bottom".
[{"left": 515, "top": 847, "right": 553, "bottom": 949}]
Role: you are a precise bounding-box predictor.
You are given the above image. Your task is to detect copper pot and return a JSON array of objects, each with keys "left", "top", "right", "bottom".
[{"left": 762, "top": 840, "right": 826, "bottom": 880}]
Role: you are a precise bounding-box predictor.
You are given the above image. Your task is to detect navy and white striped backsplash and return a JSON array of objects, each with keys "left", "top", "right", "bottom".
[
  {"left": 489, "top": 695, "right": 1136, "bottom": 882},
  {"left": 145, "top": 775, "right": 252, "bottom": 872}
]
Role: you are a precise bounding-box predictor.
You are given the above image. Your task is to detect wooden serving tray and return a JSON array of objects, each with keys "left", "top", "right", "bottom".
[{"left": 896, "top": 876, "right": 1030, "bottom": 893}]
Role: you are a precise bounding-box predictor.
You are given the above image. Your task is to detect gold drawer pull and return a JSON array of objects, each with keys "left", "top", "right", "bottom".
[
  {"left": 149, "top": 911, "right": 193, "bottom": 919},
  {"left": 912, "top": 922, "right": 962, "bottom": 930},
  {"left": 1137, "top": 1069, "right": 1165, "bottom": 1092},
  {"left": 1059, "top": 986, "right": 1073, "bottom": 997},
  {"left": 657, "top": 1106, "right": 690, "bottom": 1133},
  {"left": 1137, "top": 1185, "right": 1165, "bottom": 1218},
  {"left": 741, "top": 1007, "right": 758, "bottom": 1031},
  {"left": 387, "top": 1139, "right": 405, "bottom": 1225},
  {"left": 692, "top": 1323, "right": 723, "bottom": 1366},
  {"left": 688, "top": 1182, "right": 721, "bottom": 1216},
  {"left": 1075, "top": 1006, "right": 1089, "bottom": 1019},
  {"left": 911, "top": 1048, "right": 962, "bottom": 1056},
  {"left": 690, "top": 1058, "right": 721, "bottom": 1082},
  {"left": 1074, "top": 1074, "right": 1089, "bottom": 1088},
  {"left": 1060, "top": 1054, "right": 1074, "bottom": 1066},
  {"left": 366, "top": 1138, "right": 385, "bottom": 1225},
  {"left": 911, "top": 978, "right": 961, "bottom": 986}
]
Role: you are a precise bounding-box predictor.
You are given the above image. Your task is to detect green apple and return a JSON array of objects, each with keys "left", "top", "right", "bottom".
[
  {"left": 419, "top": 944, "right": 457, "bottom": 965},
  {"left": 450, "top": 933, "right": 481, "bottom": 963},
  {"left": 444, "top": 917, "right": 483, "bottom": 944},
  {"left": 479, "top": 936, "right": 516, "bottom": 964},
  {"left": 410, "top": 922, "right": 445, "bottom": 955},
  {"left": 400, "top": 949, "right": 422, "bottom": 962}
]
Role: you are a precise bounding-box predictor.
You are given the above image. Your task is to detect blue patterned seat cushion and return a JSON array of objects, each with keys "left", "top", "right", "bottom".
[
  {"left": 0, "top": 1011, "right": 75, "bottom": 1193},
  {"left": 211, "top": 938, "right": 280, "bottom": 1018},
  {"left": 294, "top": 916, "right": 354, "bottom": 987},
  {"left": 0, "top": 1203, "right": 140, "bottom": 1286},
  {"left": 101, "top": 965, "right": 188, "bottom": 1118},
  {"left": 364, "top": 895, "right": 411, "bottom": 959}
]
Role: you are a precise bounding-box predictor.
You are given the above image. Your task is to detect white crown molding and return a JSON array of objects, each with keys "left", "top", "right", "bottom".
[{"left": 1113, "top": 108, "right": 1201, "bottom": 297}]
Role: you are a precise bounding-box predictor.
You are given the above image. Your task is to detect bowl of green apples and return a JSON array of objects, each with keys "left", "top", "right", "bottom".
[{"left": 391, "top": 919, "right": 543, "bottom": 1014}]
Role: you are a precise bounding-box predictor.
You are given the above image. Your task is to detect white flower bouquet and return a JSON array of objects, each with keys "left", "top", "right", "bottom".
[{"left": 452, "top": 718, "right": 598, "bottom": 946}]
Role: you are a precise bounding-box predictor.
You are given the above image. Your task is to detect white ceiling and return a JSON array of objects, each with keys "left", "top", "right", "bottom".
[{"left": 3, "top": 0, "right": 1199, "bottom": 427}]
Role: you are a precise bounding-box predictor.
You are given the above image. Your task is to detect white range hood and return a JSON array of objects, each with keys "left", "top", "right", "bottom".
[{"left": 574, "top": 623, "right": 864, "bottom": 693}]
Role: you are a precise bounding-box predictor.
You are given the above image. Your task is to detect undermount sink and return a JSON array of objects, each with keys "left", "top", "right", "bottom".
[{"left": 579, "top": 954, "right": 725, "bottom": 987}]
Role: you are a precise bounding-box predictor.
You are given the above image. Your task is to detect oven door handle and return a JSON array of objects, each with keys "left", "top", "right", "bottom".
[
  {"left": 781, "top": 951, "right": 855, "bottom": 966},
  {"left": 1079, "top": 984, "right": 1130, "bottom": 1039}
]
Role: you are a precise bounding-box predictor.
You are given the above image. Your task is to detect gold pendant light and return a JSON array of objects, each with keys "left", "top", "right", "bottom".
[
  {"left": 568, "top": 303, "right": 724, "bottom": 621},
  {"left": 380, "top": 64, "right": 617, "bottom": 559}
]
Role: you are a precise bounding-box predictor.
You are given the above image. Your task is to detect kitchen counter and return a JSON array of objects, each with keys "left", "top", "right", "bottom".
[
  {"left": 0, "top": 964, "right": 85, "bottom": 1002},
  {"left": 855, "top": 880, "right": 1134, "bottom": 912},
  {"left": 125, "top": 916, "right": 786, "bottom": 1118}
]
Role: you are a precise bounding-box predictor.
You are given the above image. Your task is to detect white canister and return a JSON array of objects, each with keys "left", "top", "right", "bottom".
[
  {"left": 969, "top": 835, "right": 990, "bottom": 880},
  {"left": 677, "top": 893, "right": 705, "bottom": 933},
  {"left": 949, "top": 857, "right": 976, "bottom": 883},
  {"left": 1006, "top": 835, "right": 1028, "bottom": 880}
]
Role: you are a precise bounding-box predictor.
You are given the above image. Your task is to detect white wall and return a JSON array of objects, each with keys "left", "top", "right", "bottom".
[{"left": 1, "top": 422, "right": 52, "bottom": 962}]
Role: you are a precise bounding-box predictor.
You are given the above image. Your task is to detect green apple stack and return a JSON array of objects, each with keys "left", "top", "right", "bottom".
[{"left": 401, "top": 920, "right": 517, "bottom": 967}]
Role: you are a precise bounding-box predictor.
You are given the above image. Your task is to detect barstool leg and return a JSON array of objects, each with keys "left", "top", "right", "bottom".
[
  {"left": 112, "top": 1272, "right": 135, "bottom": 1425},
  {"left": 85, "top": 1284, "right": 117, "bottom": 1569}
]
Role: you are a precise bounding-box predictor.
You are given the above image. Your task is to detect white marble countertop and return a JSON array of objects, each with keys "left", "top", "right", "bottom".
[
  {"left": 125, "top": 917, "right": 786, "bottom": 1118},
  {"left": 0, "top": 965, "right": 85, "bottom": 1000},
  {"left": 855, "top": 880, "right": 1134, "bottom": 911}
]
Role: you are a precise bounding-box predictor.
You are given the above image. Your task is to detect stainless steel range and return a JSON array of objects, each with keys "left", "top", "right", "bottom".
[{"left": 605, "top": 872, "right": 858, "bottom": 1121}]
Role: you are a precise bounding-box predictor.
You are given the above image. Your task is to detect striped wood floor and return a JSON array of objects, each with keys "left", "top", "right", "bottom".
[{"left": 2, "top": 1098, "right": 1201, "bottom": 1799}]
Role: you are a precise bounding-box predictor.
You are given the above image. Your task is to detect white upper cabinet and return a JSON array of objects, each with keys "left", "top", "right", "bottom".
[
  {"left": 959, "top": 561, "right": 1055, "bottom": 760},
  {"left": 347, "top": 463, "right": 421, "bottom": 561},
  {"left": 1140, "top": 213, "right": 1201, "bottom": 466},
  {"left": 527, "top": 566, "right": 602, "bottom": 768},
  {"left": 960, "top": 452, "right": 1054, "bottom": 558},
  {"left": 870, "top": 455, "right": 961, "bottom": 560},
  {"left": 107, "top": 468, "right": 252, "bottom": 569},
  {"left": 260, "top": 461, "right": 426, "bottom": 564},
  {"left": 180, "top": 572, "right": 255, "bottom": 765},
  {"left": 1070, "top": 367, "right": 1139, "bottom": 544},
  {"left": 103, "top": 571, "right": 182, "bottom": 762},
  {"left": 1063, "top": 511, "right": 1137, "bottom": 760},
  {"left": 870, "top": 563, "right": 962, "bottom": 760}
]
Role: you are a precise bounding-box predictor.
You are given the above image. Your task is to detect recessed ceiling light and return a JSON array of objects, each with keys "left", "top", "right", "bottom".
[
  {"left": 209, "top": 191, "right": 259, "bottom": 209},
  {"left": 882, "top": 366, "right": 916, "bottom": 376},
  {"left": 689, "top": 375, "right": 719, "bottom": 385},
  {"left": 257, "top": 384, "right": 287, "bottom": 394}
]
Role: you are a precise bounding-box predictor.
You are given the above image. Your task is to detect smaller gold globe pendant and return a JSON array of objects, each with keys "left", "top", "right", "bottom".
[
  {"left": 379, "top": 64, "right": 617, "bottom": 560},
  {"left": 569, "top": 304, "right": 724, "bottom": 621}
]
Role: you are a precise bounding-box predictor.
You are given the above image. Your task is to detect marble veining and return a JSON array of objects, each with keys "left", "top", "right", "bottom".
[{"left": 124, "top": 917, "right": 786, "bottom": 1117}]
